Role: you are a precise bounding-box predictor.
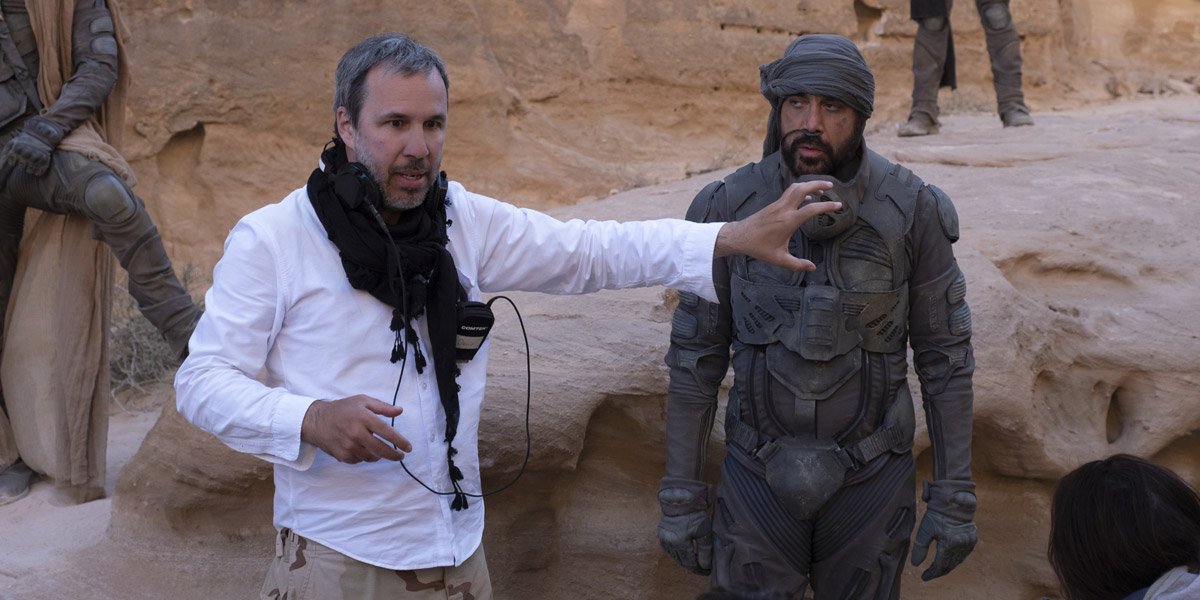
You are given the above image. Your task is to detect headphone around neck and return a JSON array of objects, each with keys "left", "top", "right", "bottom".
[{"left": 332, "top": 160, "right": 448, "bottom": 214}]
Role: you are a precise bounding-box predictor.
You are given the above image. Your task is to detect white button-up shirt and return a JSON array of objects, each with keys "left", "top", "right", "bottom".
[{"left": 175, "top": 181, "right": 723, "bottom": 570}]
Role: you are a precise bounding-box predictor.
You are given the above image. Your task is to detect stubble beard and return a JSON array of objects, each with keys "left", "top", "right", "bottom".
[
  {"left": 353, "top": 136, "right": 432, "bottom": 212},
  {"left": 379, "top": 172, "right": 429, "bottom": 212}
]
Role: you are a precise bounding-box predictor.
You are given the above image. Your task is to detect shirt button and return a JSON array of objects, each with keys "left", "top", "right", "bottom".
[{"left": 420, "top": 382, "right": 428, "bottom": 391}]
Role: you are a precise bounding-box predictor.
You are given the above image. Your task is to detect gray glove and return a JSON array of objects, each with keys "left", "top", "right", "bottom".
[
  {"left": 0, "top": 116, "right": 66, "bottom": 177},
  {"left": 657, "top": 477, "right": 713, "bottom": 575},
  {"left": 910, "top": 479, "right": 977, "bottom": 581}
]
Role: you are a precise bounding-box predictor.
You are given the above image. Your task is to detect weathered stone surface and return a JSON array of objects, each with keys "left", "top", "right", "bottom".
[
  {"left": 115, "top": 0, "right": 1200, "bottom": 271},
  {"left": 109, "top": 405, "right": 273, "bottom": 543},
  {"left": 2, "top": 2, "right": 1199, "bottom": 598}
]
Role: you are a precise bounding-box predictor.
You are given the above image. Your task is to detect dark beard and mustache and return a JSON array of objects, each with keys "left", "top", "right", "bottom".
[{"left": 781, "top": 128, "right": 862, "bottom": 178}]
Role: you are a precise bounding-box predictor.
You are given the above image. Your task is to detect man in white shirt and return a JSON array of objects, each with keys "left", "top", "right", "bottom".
[{"left": 175, "top": 33, "right": 839, "bottom": 600}]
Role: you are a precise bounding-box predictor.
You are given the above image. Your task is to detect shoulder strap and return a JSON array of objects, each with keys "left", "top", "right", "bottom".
[
  {"left": 686, "top": 179, "right": 724, "bottom": 223},
  {"left": 726, "top": 152, "right": 787, "bottom": 218},
  {"left": 858, "top": 149, "right": 925, "bottom": 284}
]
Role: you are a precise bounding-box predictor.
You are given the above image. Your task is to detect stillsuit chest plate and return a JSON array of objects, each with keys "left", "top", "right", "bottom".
[{"left": 726, "top": 150, "right": 920, "bottom": 368}]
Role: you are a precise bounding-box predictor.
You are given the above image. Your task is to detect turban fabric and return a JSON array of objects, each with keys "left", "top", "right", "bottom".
[{"left": 759, "top": 34, "right": 875, "bottom": 157}]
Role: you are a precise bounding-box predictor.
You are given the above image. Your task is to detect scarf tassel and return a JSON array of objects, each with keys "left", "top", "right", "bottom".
[
  {"left": 390, "top": 329, "right": 404, "bottom": 363},
  {"left": 447, "top": 445, "right": 469, "bottom": 511}
]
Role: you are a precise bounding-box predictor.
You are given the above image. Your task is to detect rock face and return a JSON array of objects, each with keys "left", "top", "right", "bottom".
[
  {"left": 110, "top": 406, "right": 273, "bottom": 544},
  {"left": 90, "top": 98, "right": 1200, "bottom": 600},
  {"left": 470, "top": 97, "right": 1200, "bottom": 599},
  {"left": 54, "top": 1, "right": 1200, "bottom": 599},
  {"left": 117, "top": 0, "right": 1200, "bottom": 270}
]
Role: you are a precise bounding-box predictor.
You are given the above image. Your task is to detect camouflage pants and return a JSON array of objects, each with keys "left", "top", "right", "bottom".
[{"left": 260, "top": 528, "right": 493, "bottom": 600}]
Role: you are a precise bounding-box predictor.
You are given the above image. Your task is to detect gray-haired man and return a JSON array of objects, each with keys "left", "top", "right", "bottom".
[{"left": 175, "top": 33, "right": 842, "bottom": 599}]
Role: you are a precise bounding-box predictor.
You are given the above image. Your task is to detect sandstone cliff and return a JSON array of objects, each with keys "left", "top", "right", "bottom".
[
  {"left": 1, "top": 1, "right": 1198, "bottom": 599},
  {"left": 119, "top": 0, "right": 1199, "bottom": 269}
]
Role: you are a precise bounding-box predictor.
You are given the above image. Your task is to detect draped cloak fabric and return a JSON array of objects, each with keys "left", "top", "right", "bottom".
[
  {"left": 758, "top": 34, "right": 876, "bottom": 158},
  {"left": 0, "top": 0, "right": 134, "bottom": 501}
]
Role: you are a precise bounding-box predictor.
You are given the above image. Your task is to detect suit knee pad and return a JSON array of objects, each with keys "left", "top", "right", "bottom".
[
  {"left": 919, "top": 16, "right": 947, "bottom": 32},
  {"left": 84, "top": 173, "right": 137, "bottom": 224},
  {"left": 981, "top": 3, "right": 1012, "bottom": 31}
]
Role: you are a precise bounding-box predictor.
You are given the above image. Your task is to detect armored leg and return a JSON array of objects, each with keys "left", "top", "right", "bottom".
[
  {"left": 711, "top": 450, "right": 812, "bottom": 597},
  {"left": 0, "top": 178, "right": 30, "bottom": 503},
  {"left": 910, "top": 15, "right": 951, "bottom": 125},
  {"left": 80, "top": 169, "right": 200, "bottom": 360},
  {"left": 0, "top": 164, "right": 27, "bottom": 413},
  {"left": 710, "top": 447, "right": 916, "bottom": 599},
  {"left": 0, "top": 186, "right": 24, "bottom": 358},
  {"left": 900, "top": 7, "right": 955, "bottom": 137},
  {"left": 5, "top": 151, "right": 201, "bottom": 359},
  {"left": 809, "top": 453, "right": 916, "bottom": 600},
  {"left": 975, "top": 0, "right": 1032, "bottom": 123}
]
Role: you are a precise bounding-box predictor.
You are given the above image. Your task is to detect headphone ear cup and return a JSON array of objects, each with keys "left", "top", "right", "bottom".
[
  {"left": 351, "top": 162, "right": 382, "bottom": 208},
  {"left": 331, "top": 162, "right": 382, "bottom": 210},
  {"left": 332, "top": 165, "right": 364, "bottom": 209}
]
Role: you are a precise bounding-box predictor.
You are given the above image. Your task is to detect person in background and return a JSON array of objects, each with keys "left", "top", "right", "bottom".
[
  {"left": 658, "top": 34, "right": 977, "bottom": 599},
  {"left": 0, "top": 0, "right": 200, "bottom": 506},
  {"left": 898, "top": 0, "right": 1034, "bottom": 136},
  {"left": 1048, "top": 454, "right": 1200, "bottom": 600}
]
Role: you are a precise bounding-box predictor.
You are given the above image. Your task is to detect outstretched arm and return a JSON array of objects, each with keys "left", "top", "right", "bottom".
[{"left": 468, "top": 180, "right": 838, "bottom": 303}]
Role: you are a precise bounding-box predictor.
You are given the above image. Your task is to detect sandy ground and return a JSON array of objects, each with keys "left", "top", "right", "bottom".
[
  {"left": 0, "top": 399, "right": 158, "bottom": 596},
  {"left": 0, "top": 383, "right": 267, "bottom": 600}
]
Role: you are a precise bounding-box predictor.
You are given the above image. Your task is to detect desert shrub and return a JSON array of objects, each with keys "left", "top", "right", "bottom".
[{"left": 108, "top": 265, "right": 204, "bottom": 396}]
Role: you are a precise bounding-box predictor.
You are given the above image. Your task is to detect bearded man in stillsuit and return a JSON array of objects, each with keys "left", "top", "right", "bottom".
[{"left": 658, "top": 34, "right": 978, "bottom": 598}]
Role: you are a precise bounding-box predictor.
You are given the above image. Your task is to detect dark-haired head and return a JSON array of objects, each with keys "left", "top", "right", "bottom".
[{"left": 1048, "top": 454, "right": 1200, "bottom": 600}]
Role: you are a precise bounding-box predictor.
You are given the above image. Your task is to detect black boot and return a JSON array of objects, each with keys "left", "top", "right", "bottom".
[{"left": 0, "top": 460, "right": 32, "bottom": 506}]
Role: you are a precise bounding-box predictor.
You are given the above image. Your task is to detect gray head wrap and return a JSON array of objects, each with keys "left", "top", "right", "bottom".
[{"left": 759, "top": 34, "right": 875, "bottom": 158}]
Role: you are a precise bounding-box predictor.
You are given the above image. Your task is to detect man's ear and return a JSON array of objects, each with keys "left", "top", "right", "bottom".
[{"left": 335, "top": 107, "right": 355, "bottom": 145}]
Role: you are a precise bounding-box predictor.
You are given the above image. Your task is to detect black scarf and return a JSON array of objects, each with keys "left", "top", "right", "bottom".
[{"left": 307, "top": 140, "right": 472, "bottom": 510}]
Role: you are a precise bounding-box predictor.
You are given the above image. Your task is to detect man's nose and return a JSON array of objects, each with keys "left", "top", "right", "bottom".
[
  {"left": 402, "top": 132, "right": 429, "bottom": 159},
  {"left": 801, "top": 107, "right": 824, "bottom": 133}
]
